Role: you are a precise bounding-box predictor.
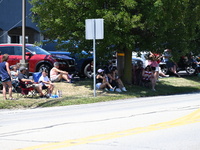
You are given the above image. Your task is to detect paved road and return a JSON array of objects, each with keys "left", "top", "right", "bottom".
[{"left": 1, "top": 93, "right": 200, "bottom": 150}]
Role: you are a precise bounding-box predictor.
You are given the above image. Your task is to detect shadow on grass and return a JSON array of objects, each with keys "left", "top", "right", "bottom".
[
  {"left": 71, "top": 77, "right": 200, "bottom": 97},
  {"left": 181, "top": 75, "right": 200, "bottom": 82}
]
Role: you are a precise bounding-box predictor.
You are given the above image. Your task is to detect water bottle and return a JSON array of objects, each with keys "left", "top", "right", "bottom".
[{"left": 60, "top": 90, "right": 62, "bottom": 97}]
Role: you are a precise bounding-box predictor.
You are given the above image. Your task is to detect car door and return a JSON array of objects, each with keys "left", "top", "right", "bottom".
[
  {"left": 12, "top": 46, "right": 23, "bottom": 65},
  {"left": 14, "top": 46, "right": 37, "bottom": 72},
  {"left": 0, "top": 46, "right": 21, "bottom": 66}
]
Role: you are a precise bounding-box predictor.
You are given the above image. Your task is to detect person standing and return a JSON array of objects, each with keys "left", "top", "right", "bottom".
[
  {"left": 0, "top": 54, "right": 15, "bottom": 100},
  {"left": 148, "top": 52, "right": 162, "bottom": 81}
]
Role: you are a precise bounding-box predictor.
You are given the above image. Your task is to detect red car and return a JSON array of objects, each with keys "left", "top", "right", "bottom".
[{"left": 0, "top": 44, "right": 75, "bottom": 74}]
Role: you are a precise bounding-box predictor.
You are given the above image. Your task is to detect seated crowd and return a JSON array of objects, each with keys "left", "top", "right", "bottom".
[
  {"left": 15, "top": 62, "right": 72, "bottom": 98},
  {"left": 3, "top": 55, "right": 173, "bottom": 99},
  {"left": 96, "top": 64, "right": 127, "bottom": 92}
]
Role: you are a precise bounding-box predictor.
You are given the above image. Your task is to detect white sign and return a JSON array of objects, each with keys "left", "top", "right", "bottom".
[{"left": 85, "top": 19, "right": 104, "bottom": 40}]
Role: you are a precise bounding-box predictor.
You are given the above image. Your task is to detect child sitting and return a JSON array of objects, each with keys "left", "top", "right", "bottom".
[
  {"left": 142, "top": 65, "right": 156, "bottom": 91},
  {"left": 39, "top": 69, "right": 55, "bottom": 97}
]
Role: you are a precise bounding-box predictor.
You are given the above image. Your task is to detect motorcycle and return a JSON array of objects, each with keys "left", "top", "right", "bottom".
[{"left": 159, "top": 55, "right": 200, "bottom": 75}]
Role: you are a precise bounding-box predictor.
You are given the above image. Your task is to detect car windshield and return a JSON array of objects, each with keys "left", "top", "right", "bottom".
[{"left": 26, "top": 45, "right": 51, "bottom": 55}]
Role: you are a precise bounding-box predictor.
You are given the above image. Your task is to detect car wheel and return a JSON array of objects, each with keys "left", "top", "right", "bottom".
[
  {"left": 37, "top": 64, "right": 52, "bottom": 75},
  {"left": 83, "top": 63, "right": 93, "bottom": 78},
  {"left": 185, "top": 66, "right": 195, "bottom": 75},
  {"left": 160, "top": 65, "right": 168, "bottom": 74}
]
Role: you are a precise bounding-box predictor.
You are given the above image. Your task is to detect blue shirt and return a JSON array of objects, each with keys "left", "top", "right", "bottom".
[{"left": 0, "top": 62, "right": 10, "bottom": 81}]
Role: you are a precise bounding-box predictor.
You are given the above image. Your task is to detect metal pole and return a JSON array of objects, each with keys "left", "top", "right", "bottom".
[
  {"left": 93, "top": 19, "right": 96, "bottom": 97},
  {"left": 22, "top": 0, "right": 26, "bottom": 63}
]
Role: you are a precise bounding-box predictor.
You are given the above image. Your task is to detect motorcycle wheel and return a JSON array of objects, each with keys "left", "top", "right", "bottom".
[{"left": 185, "top": 66, "right": 196, "bottom": 75}]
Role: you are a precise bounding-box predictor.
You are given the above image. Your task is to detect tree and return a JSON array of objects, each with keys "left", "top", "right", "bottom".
[
  {"left": 135, "top": 0, "right": 200, "bottom": 59},
  {"left": 30, "top": 0, "right": 200, "bottom": 84}
]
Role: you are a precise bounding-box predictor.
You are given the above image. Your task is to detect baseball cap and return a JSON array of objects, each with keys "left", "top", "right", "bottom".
[
  {"left": 97, "top": 69, "right": 104, "bottom": 73},
  {"left": 19, "top": 66, "right": 28, "bottom": 71}
]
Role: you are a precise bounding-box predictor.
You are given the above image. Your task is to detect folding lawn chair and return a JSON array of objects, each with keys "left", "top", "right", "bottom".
[
  {"left": 12, "top": 80, "right": 19, "bottom": 93},
  {"left": 32, "top": 72, "right": 48, "bottom": 95},
  {"left": 18, "top": 80, "right": 37, "bottom": 98}
]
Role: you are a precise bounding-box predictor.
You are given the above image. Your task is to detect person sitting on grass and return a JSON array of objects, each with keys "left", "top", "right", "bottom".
[
  {"left": 10, "top": 65, "right": 19, "bottom": 80},
  {"left": 39, "top": 69, "right": 55, "bottom": 98},
  {"left": 142, "top": 65, "right": 156, "bottom": 91},
  {"left": 107, "top": 66, "right": 127, "bottom": 92},
  {"left": 50, "top": 62, "right": 71, "bottom": 83},
  {"left": 96, "top": 69, "right": 115, "bottom": 92},
  {"left": 163, "top": 49, "right": 180, "bottom": 77},
  {"left": 18, "top": 66, "right": 45, "bottom": 98},
  {"left": 10, "top": 65, "right": 20, "bottom": 92}
]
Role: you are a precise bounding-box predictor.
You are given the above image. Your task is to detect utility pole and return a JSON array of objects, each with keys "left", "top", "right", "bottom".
[
  {"left": 22, "top": 0, "right": 26, "bottom": 63},
  {"left": 20, "top": 0, "right": 29, "bottom": 74}
]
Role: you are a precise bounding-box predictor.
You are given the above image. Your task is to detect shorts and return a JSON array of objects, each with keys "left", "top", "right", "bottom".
[
  {"left": 27, "top": 83, "right": 40, "bottom": 89},
  {"left": 51, "top": 75, "right": 61, "bottom": 82},
  {"left": 155, "top": 66, "right": 159, "bottom": 72},
  {"left": 166, "top": 61, "right": 175, "bottom": 68},
  {"left": 96, "top": 83, "right": 102, "bottom": 89},
  {"left": 1, "top": 77, "right": 11, "bottom": 82},
  {"left": 42, "top": 85, "right": 48, "bottom": 89}
]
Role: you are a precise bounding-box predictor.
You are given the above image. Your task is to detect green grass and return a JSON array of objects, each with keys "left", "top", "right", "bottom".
[{"left": 0, "top": 76, "right": 200, "bottom": 109}]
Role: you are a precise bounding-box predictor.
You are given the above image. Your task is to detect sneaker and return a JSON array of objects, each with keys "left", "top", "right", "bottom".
[
  {"left": 39, "top": 95, "right": 45, "bottom": 98},
  {"left": 68, "top": 74, "right": 73, "bottom": 79},
  {"left": 121, "top": 87, "right": 127, "bottom": 92},
  {"left": 115, "top": 88, "right": 122, "bottom": 92},
  {"left": 104, "top": 88, "right": 109, "bottom": 91},
  {"left": 165, "top": 75, "right": 169, "bottom": 77},
  {"left": 65, "top": 80, "right": 74, "bottom": 83},
  {"left": 112, "top": 86, "right": 116, "bottom": 91},
  {"left": 152, "top": 88, "right": 156, "bottom": 91},
  {"left": 50, "top": 95, "right": 59, "bottom": 98},
  {"left": 45, "top": 94, "right": 50, "bottom": 98},
  {"left": 109, "top": 88, "right": 114, "bottom": 92}
]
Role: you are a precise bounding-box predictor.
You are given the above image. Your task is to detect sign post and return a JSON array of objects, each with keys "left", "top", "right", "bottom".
[{"left": 86, "top": 19, "right": 104, "bottom": 97}]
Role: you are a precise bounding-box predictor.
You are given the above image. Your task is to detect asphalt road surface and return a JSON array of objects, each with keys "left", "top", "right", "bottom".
[{"left": 1, "top": 92, "right": 200, "bottom": 150}]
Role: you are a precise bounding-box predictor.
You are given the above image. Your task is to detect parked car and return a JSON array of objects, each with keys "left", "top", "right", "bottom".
[
  {"left": 132, "top": 57, "right": 144, "bottom": 68},
  {"left": 0, "top": 44, "right": 76, "bottom": 75},
  {"left": 41, "top": 41, "right": 93, "bottom": 78},
  {"left": 132, "top": 51, "right": 148, "bottom": 68}
]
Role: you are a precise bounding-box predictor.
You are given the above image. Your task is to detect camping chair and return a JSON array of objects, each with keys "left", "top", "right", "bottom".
[
  {"left": 12, "top": 79, "right": 19, "bottom": 93},
  {"left": 18, "top": 80, "right": 36, "bottom": 97},
  {"left": 32, "top": 72, "right": 48, "bottom": 95}
]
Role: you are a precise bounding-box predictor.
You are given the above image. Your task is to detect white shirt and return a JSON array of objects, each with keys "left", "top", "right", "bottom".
[{"left": 39, "top": 75, "right": 50, "bottom": 86}]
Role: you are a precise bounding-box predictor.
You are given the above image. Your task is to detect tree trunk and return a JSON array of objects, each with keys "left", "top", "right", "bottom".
[{"left": 123, "top": 49, "right": 132, "bottom": 84}]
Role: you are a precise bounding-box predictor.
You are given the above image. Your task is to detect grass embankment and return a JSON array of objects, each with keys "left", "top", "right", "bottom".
[{"left": 0, "top": 76, "right": 200, "bottom": 109}]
